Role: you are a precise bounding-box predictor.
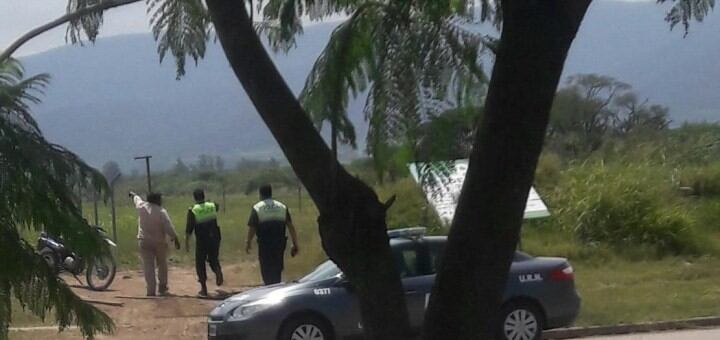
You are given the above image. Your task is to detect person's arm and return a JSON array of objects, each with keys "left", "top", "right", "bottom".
[
  {"left": 162, "top": 209, "right": 181, "bottom": 250},
  {"left": 185, "top": 210, "right": 195, "bottom": 252},
  {"left": 246, "top": 227, "right": 256, "bottom": 254},
  {"left": 130, "top": 191, "right": 144, "bottom": 208},
  {"left": 246, "top": 208, "right": 258, "bottom": 254},
  {"left": 287, "top": 211, "right": 300, "bottom": 257}
]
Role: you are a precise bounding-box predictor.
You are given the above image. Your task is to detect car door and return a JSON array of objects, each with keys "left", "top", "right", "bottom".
[{"left": 394, "top": 241, "right": 433, "bottom": 334}]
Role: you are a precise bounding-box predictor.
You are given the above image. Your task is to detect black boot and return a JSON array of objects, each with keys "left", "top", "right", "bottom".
[
  {"left": 216, "top": 271, "right": 224, "bottom": 286},
  {"left": 198, "top": 283, "right": 208, "bottom": 297}
]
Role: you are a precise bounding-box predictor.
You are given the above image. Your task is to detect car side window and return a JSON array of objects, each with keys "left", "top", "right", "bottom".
[
  {"left": 393, "top": 244, "right": 424, "bottom": 278},
  {"left": 400, "top": 249, "right": 420, "bottom": 278},
  {"left": 427, "top": 244, "right": 522, "bottom": 274},
  {"left": 428, "top": 242, "right": 446, "bottom": 274}
]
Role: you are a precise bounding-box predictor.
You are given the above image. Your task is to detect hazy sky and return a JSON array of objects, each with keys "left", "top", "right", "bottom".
[{"left": 1, "top": 0, "right": 653, "bottom": 57}]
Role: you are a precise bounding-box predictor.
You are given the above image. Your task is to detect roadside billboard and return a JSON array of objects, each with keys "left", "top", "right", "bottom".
[{"left": 408, "top": 159, "right": 549, "bottom": 226}]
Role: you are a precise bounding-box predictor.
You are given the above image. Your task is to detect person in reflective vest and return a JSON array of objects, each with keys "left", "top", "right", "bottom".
[
  {"left": 186, "top": 189, "right": 223, "bottom": 296},
  {"left": 246, "top": 184, "right": 300, "bottom": 285}
]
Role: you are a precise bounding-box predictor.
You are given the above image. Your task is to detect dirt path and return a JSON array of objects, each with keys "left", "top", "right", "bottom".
[{"left": 10, "top": 263, "right": 263, "bottom": 340}]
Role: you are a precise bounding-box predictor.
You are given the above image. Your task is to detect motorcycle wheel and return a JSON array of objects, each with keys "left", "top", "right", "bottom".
[
  {"left": 39, "top": 248, "right": 60, "bottom": 275},
  {"left": 86, "top": 253, "right": 116, "bottom": 291}
]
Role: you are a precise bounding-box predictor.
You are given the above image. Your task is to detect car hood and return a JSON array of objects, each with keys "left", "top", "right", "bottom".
[{"left": 210, "top": 279, "right": 332, "bottom": 318}]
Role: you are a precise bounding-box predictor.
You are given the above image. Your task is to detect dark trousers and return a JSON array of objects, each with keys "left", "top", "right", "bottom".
[
  {"left": 258, "top": 240, "right": 285, "bottom": 285},
  {"left": 196, "top": 238, "right": 222, "bottom": 284}
]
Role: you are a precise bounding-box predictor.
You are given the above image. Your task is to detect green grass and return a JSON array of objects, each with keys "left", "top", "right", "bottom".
[
  {"left": 521, "top": 226, "right": 720, "bottom": 325},
  {"left": 574, "top": 257, "right": 720, "bottom": 326}
]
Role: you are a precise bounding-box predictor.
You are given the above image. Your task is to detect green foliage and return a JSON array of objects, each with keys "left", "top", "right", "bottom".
[
  {"left": 416, "top": 106, "right": 481, "bottom": 160},
  {"left": 191, "top": 154, "right": 224, "bottom": 173},
  {"left": 0, "top": 60, "right": 49, "bottom": 130},
  {"left": 691, "top": 199, "right": 720, "bottom": 232},
  {"left": 376, "top": 178, "right": 441, "bottom": 229},
  {"left": 0, "top": 59, "right": 113, "bottom": 338},
  {"left": 544, "top": 163, "right": 706, "bottom": 257},
  {"left": 65, "top": 0, "right": 105, "bottom": 45},
  {"left": 101, "top": 161, "right": 122, "bottom": 181},
  {"left": 360, "top": 13, "right": 489, "bottom": 172},
  {"left": 547, "top": 74, "right": 670, "bottom": 158},
  {"left": 533, "top": 152, "right": 563, "bottom": 189},
  {"left": 172, "top": 157, "right": 189, "bottom": 175},
  {"left": 663, "top": 123, "right": 720, "bottom": 165},
  {"left": 676, "top": 162, "right": 720, "bottom": 197},
  {"left": 298, "top": 5, "right": 377, "bottom": 151},
  {"left": 659, "top": 0, "right": 716, "bottom": 32},
  {"left": 262, "top": 0, "right": 492, "bottom": 179},
  {"left": 575, "top": 187, "right": 698, "bottom": 256},
  {"left": 147, "top": 0, "right": 210, "bottom": 78}
]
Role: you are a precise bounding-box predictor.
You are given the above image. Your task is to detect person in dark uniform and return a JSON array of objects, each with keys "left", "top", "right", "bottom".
[
  {"left": 246, "top": 184, "right": 300, "bottom": 285},
  {"left": 186, "top": 189, "right": 224, "bottom": 296}
]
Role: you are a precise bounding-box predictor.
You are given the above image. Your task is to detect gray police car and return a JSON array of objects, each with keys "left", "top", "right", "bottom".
[{"left": 208, "top": 228, "right": 580, "bottom": 340}]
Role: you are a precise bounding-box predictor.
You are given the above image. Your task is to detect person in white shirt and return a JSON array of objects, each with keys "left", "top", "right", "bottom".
[{"left": 130, "top": 191, "right": 180, "bottom": 296}]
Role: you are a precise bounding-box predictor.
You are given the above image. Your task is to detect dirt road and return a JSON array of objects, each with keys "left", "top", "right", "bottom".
[{"left": 10, "top": 263, "right": 263, "bottom": 340}]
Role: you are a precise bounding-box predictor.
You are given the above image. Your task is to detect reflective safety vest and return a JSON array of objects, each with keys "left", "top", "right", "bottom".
[
  {"left": 191, "top": 201, "right": 218, "bottom": 223},
  {"left": 253, "top": 199, "right": 287, "bottom": 223}
]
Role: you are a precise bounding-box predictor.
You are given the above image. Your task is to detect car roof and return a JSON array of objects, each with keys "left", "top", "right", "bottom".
[
  {"left": 389, "top": 235, "right": 534, "bottom": 260},
  {"left": 388, "top": 235, "right": 445, "bottom": 246}
]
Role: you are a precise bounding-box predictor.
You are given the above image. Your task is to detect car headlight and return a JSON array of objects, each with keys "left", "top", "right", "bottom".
[
  {"left": 229, "top": 295, "right": 284, "bottom": 320},
  {"left": 231, "top": 304, "right": 269, "bottom": 318}
]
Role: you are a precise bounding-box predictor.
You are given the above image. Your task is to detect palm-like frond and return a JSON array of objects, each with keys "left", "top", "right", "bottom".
[
  {"left": 272, "top": 0, "right": 491, "bottom": 158},
  {"left": 259, "top": 0, "right": 502, "bottom": 48},
  {"left": 0, "top": 60, "right": 49, "bottom": 134},
  {"left": 66, "top": 0, "right": 105, "bottom": 44},
  {"left": 299, "top": 3, "right": 382, "bottom": 148},
  {"left": 257, "top": 0, "right": 363, "bottom": 52},
  {"left": 365, "top": 11, "right": 490, "bottom": 156},
  {"left": 658, "top": 0, "right": 715, "bottom": 32},
  {"left": 0, "top": 232, "right": 115, "bottom": 339},
  {"left": 147, "top": 0, "right": 211, "bottom": 78},
  {"left": 1, "top": 59, "right": 112, "bottom": 339}
]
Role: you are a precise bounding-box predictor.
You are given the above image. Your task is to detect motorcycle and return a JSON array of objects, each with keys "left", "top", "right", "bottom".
[{"left": 37, "top": 226, "right": 117, "bottom": 291}]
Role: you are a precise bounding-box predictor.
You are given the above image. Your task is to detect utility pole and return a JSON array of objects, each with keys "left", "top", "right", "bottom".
[
  {"left": 109, "top": 174, "right": 121, "bottom": 242},
  {"left": 134, "top": 155, "right": 153, "bottom": 193}
]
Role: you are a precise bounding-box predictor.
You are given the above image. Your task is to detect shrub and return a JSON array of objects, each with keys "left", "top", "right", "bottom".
[
  {"left": 575, "top": 188, "right": 699, "bottom": 256},
  {"left": 535, "top": 152, "right": 563, "bottom": 189},
  {"left": 549, "top": 163, "right": 705, "bottom": 256},
  {"left": 676, "top": 163, "right": 720, "bottom": 197}
]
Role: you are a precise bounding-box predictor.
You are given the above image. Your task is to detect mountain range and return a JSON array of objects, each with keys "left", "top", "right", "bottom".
[{"left": 20, "top": 0, "right": 720, "bottom": 171}]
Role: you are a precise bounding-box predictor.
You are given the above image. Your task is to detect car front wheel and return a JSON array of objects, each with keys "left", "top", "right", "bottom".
[
  {"left": 279, "top": 315, "right": 333, "bottom": 340},
  {"left": 498, "top": 302, "right": 544, "bottom": 340}
]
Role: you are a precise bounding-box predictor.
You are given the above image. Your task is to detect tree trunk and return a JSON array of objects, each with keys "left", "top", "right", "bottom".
[
  {"left": 423, "top": 1, "right": 592, "bottom": 339},
  {"left": 205, "top": 1, "right": 412, "bottom": 339}
]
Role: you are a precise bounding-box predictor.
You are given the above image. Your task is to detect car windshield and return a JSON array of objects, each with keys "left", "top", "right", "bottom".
[{"left": 298, "top": 260, "right": 341, "bottom": 283}]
